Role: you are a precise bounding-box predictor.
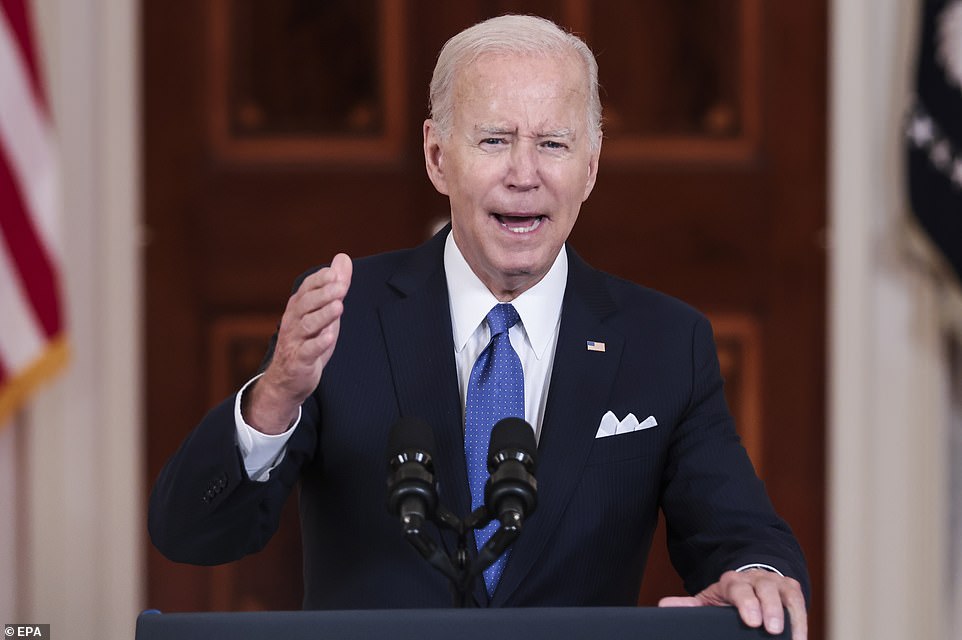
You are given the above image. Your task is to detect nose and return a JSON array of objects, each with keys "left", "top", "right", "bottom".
[{"left": 505, "top": 142, "right": 540, "bottom": 191}]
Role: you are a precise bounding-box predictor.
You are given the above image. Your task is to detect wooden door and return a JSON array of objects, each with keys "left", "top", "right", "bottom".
[{"left": 145, "top": 0, "right": 825, "bottom": 635}]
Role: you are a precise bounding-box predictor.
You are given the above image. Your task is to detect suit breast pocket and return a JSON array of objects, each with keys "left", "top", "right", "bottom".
[{"left": 584, "top": 425, "right": 667, "bottom": 466}]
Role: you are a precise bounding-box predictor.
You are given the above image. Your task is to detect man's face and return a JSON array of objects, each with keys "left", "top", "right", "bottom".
[{"left": 424, "top": 52, "right": 601, "bottom": 300}]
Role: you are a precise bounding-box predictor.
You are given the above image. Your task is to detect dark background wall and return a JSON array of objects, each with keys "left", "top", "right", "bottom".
[{"left": 143, "top": 0, "right": 826, "bottom": 635}]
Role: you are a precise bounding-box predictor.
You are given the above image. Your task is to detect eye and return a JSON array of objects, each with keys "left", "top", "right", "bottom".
[
  {"left": 541, "top": 140, "right": 568, "bottom": 150},
  {"left": 480, "top": 137, "right": 506, "bottom": 146}
]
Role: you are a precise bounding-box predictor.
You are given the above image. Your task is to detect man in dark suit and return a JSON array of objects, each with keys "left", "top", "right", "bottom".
[{"left": 150, "top": 14, "right": 808, "bottom": 639}]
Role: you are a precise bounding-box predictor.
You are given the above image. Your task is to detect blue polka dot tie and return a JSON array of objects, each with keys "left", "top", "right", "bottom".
[{"left": 465, "top": 303, "right": 524, "bottom": 596}]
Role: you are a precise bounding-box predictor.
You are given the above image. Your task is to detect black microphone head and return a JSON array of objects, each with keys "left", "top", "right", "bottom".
[
  {"left": 386, "top": 417, "right": 438, "bottom": 522},
  {"left": 487, "top": 417, "right": 537, "bottom": 470},
  {"left": 387, "top": 417, "right": 436, "bottom": 465}
]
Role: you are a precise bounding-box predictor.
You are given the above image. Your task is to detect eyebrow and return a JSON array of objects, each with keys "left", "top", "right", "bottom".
[
  {"left": 476, "top": 125, "right": 515, "bottom": 136},
  {"left": 475, "top": 125, "right": 575, "bottom": 139},
  {"left": 539, "top": 128, "right": 575, "bottom": 139}
]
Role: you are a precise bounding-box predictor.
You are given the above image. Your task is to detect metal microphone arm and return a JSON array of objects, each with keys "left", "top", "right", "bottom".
[
  {"left": 463, "top": 501, "right": 524, "bottom": 587},
  {"left": 385, "top": 416, "right": 538, "bottom": 608},
  {"left": 399, "top": 513, "right": 460, "bottom": 584}
]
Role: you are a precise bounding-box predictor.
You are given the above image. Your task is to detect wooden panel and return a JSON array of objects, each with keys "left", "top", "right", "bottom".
[
  {"left": 711, "top": 312, "right": 763, "bottom": 475},
  {"left": 208, "top": 316, "right": 276, "bottom": 398},
  {"left": 564, "top": 0, "right": 761, "bottom": 163},
  {"left": 208, "top": 0, "right": 407, "bottom": 164}
]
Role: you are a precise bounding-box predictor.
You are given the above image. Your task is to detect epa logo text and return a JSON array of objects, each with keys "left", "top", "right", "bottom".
[{"left": 3, "top": 625, "right": 49, "bottom": 639}]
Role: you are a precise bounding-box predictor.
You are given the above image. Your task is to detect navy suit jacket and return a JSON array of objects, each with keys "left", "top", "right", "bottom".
[{"left": 149, "top": 226, "right": 808, "bottom": 609}]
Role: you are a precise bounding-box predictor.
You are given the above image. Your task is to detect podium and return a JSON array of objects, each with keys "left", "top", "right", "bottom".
[{"left": 135, "top": 606, "right": 790, "bottom": 639}]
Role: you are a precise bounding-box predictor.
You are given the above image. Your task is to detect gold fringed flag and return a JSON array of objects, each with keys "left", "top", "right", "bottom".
[{"left": 0, "top": 0, "right": 67, "bottom": 426}]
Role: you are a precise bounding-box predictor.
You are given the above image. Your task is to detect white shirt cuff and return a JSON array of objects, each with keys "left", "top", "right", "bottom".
[
  {"left": 234, "top": 374, "right": 301, "bottom": 482},
  {"left": 735, "top": 563, "right": 784, "bottom": 576}
]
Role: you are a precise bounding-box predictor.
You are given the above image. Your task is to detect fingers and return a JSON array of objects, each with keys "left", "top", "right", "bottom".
[
  {"left": 292, "top": 294, "right": 346, "bottom": 341},
  {"left": 279, "top": 255, "right": 348, "bottom": 338},
  {"left": 720, "top": 570, "right": 806, "bottom": 639},
  {"left": 267, "top": 255, "right": 353, "bottom": 385},
  {"left": 243, "top": 254, "right": 353, "bottom": 433},
  {"left": 780, "top": 577, "right": 808, "bottom": 640},
  {"left": 752, "top": 576, "right": 783, "bottom": 633},
  {"left": 659, "top": 571, "right": 806, "bottom": 639},
  {"left": 330, "top": 252, "right": 353, "bottom": 283},
  {"left": 658, "top": 571, "right": 807, "bottom": 640},
  {"left": 292, "top": 260, "right": 350, "bottom": 316},
  {"left": 288, "top": 258, "right": 352, "bottom": 341},
  {"left": 722, "top": 575, "right": 768, "bottom": 630},
  {"left": 285, "top": 315, "right": 340, "bottom": 365},
  {"left": 299, "top": 253, "right": 352, "bottom": 301},
  {"left": 658, "top": 596, "right": 701, "bottom": 607}
]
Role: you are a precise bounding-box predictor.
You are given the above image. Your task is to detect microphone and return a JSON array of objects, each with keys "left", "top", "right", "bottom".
[
  {"left": 386, "top": 417, "right": 438, "bottom": 533},
  {"left": 484, "top": 417, "right": 538, "bottom": 530}
]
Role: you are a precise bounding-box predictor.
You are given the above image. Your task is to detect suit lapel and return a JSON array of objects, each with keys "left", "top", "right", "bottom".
[
  {"left": 377, "top": 229, "right": 477, "bottom": 596},
  {"left": 493, "top": 247, "right": 624, "bottom": 606}
]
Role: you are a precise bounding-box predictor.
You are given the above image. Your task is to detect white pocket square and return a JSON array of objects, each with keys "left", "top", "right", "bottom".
[{"left": 595, "top": 411, "right": 658, "bottom": 438}]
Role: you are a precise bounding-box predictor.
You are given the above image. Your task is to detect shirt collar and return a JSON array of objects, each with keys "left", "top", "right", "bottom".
[{"left": 444, "top": 230, "right": 567, "bottom": 359}]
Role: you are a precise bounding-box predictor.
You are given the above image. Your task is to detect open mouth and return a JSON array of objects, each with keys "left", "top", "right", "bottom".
[{"left": 493, "top": 214, "right": 544, "bottom": 234}]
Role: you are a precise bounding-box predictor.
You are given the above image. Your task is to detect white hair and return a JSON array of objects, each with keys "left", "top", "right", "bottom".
[{"left": 428, "top": 14, "right": 602, "bottom": 149}]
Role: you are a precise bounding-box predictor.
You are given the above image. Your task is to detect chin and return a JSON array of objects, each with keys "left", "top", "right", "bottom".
[{"left": 493, "top": 253, "right": 537, "bottom": 275}]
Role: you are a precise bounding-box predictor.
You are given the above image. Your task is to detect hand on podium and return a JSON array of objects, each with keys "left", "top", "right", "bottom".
[{"left": 659, "top": 569, "right": 807, "bottom": 639}]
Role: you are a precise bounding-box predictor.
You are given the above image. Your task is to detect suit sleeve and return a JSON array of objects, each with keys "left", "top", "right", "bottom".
[
  {"left": 147, "top": 388, "right": 320, "bottom": 565},
  {"left": 659, "top": 316, "right": 811, "bottom": 601},
  {"left": 148, "top": 269, "right": 324, "bottom": 565}
]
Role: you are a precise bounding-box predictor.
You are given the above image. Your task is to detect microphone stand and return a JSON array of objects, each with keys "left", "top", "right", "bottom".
[
  {"left": 398, "top": 511, "right": 460, "bottom": 587},
  {"left": 389, "top": 417, "right": 537, "bottom": 607},
  {"left": 398, "top": 503, "right": 521, "bottom": 608}
]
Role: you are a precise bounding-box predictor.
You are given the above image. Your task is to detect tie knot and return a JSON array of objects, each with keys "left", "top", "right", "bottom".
[{"left": 486, "top": 303, "right": 520, "bottom": 336}]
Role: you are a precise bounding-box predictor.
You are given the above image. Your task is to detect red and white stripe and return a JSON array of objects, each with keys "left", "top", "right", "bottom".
[{"left": 0, "top": 0, "right": 66, "bottom": 425}]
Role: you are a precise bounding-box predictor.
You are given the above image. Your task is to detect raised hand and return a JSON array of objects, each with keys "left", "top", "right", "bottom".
[{"left": 245, "top": 253, "right": 353, "bottom": 434}]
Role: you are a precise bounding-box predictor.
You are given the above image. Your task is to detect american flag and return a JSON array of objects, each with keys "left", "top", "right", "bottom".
[
  {"left": 586, "top": 340, "right": 606, "bottom": 352},
  {"left": 0, "top": 0, "right": 66, "bottom": 425}
]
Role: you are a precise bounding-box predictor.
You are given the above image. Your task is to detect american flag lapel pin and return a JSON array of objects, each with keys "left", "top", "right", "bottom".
[{"left": 586, "top": 340, "right": 606, "bottom": 352}]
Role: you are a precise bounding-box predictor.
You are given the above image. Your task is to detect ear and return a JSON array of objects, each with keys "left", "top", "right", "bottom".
[
  {"left": 423, "top": 119, "right": 450, "bottom": 196},
  {"left": 581, "top": 133, "right": 603, "bottom": 202}
]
